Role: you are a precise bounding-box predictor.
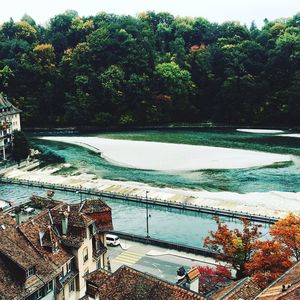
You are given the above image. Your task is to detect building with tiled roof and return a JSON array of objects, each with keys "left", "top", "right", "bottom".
[
  {"left": 0, "top": 93, "right": 21, "bottom": 160},
  {"left": 209, "top": 277, "right": 262, "bottom": 300},
  {"left": 255, "top": 261, "right": 300, "bottom": 300},
  {"left": 0, "top": 214, "right": 58, "bottom": 300},
  {"left": 0, "top": 195, "right": 113, "bottom": 300},
  {"left": 84, "top": 265, "right": 206, "bottom": 300}
]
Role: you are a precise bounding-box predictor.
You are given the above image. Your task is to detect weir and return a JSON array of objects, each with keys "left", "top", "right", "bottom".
[{"left": 0, "top": 177, "right": 279, "bottom": 224}]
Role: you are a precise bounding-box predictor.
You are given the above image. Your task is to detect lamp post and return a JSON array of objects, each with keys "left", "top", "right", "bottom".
[
  {"left": 146, "top": 191, "right": 150, "bottom": 238},
  {"left": 76, "top": 185, "right": 83, "bottom": 204}
]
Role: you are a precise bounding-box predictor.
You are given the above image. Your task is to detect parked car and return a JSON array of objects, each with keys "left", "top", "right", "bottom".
[{"left": 106, "top": 234, "right": 120, "bottom": 246}]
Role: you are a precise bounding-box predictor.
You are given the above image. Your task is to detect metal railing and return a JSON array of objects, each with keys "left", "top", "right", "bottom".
[
  {"left": 109, "top": 230, "right": 218, "bottom": 258},
  {"left": 0, "top": 177, "right": 279, "bottom": 224}
]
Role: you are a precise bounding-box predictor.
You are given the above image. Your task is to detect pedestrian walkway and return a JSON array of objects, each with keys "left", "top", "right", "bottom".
[{"left": 113, "top": 250, "right": 144, "bottom": 266}]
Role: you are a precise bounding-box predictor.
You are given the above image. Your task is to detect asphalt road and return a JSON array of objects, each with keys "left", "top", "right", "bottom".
[{"left": 107, "top": 239, "right": 219, "bottom": 283}]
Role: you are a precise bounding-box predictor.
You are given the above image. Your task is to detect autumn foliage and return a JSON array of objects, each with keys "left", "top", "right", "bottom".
[
  {"left": 204, "top": 214, "right": 300, "bottom": 286},
  {"left": 270, "top": 213, "right": 300, "bottom": 261},
  {"left": 204, "top": 218, "right": 261, "bottom": 279},
  {"left": 197, "top": 265, "right": 232, "bottom": 294},
  {"left": 245, "top": 240, "right": 293, "bottom": 288}
]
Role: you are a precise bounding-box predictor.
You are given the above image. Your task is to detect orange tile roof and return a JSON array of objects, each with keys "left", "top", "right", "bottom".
[
  {"left": 188, "top": 267, "right": 201, "bottom": 281},
  {"left": 86, "top": 265, "right": 206, "bottom": 300},
  {"left": 210, "top": 277, "right": 262, "bottom": 300},
  {"left": 256, "top": 262, "right": 300, "bottom": 300},
  {"left": 19, "top": 210, "right": 73, "bottom": 266},
  {"left": 0, "top": 214, "right": 58, "bottom": 299}
]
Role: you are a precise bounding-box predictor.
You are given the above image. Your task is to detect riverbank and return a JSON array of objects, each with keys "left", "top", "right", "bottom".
[{"left": 2, "top": 165, "right": 300, "bottom": 218}]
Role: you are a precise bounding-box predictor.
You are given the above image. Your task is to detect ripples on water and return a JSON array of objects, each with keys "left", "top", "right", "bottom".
[{"left": 30, "top": 129, "right": 300, "bottom": 193}]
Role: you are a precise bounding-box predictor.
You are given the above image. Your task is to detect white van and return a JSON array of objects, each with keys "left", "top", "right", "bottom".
[{"left": 106, "top": 234, "right": 120, "bottom": 246}]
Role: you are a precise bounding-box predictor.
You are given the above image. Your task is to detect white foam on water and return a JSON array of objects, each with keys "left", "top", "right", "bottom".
[
  {"left": 237, "top": 129, "right": 284, "bottom": 134},
  {"left": 0, "top": 201, "right": 6, "bottom": 208},
  {"left": 3, "top": 168, "right": 300, "bottom": 217},
  {"left": 40, "top": 136, "right": 291, "bottom": 171},
  {"left": 278, "top": 134, "right": 300, "bottom": 138}
]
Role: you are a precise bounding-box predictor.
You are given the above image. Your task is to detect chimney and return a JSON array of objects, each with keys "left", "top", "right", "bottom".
[
  {"left": 39, "top": 231, "right": 45, "bottom": 246},
  {"left": 15, "top": 207, "right": 21, "bottom": 225},
  {"left": 61, "top": 211, "right": 69, "bottom": 235}
]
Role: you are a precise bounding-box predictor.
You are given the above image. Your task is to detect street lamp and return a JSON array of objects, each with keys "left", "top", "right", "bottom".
[
  {"left": 76, "top": 185, "right": 83, "bottom": 204},
  {"left": 146, "top": 191, "right": 150, "bottom": 238}
]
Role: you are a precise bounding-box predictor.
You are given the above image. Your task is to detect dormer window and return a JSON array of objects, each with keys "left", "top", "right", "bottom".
[{"left": 26, "top": 267, "right": 35, "bottom": 279}]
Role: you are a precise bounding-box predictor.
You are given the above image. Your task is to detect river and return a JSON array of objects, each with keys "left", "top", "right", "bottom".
[
  {"left": 1, "top": 128, "right": 298, "bottom": 248},
  {"left": 0, "top": 183, "right": 269, "bottom": 248},
  {"left": 31, "top": 128, "right": 300, "bottom": 193}
]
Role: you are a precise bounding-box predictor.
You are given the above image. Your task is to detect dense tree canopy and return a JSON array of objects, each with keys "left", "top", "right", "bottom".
[{"left": 0, "top": 11, "right": 300, "bottom": 127}]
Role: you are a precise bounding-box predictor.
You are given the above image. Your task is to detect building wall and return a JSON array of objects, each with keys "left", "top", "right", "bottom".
[
  {"left": 70, "top": 227, "right": 99, "bottom": 299},
  {"left": 0, "top": 111, "right": 21, "bottom": 160}
]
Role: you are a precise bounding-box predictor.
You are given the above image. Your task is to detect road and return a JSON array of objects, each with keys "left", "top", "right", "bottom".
[{"left": 107, "top": 239, "right": 221, "bottom": 283}]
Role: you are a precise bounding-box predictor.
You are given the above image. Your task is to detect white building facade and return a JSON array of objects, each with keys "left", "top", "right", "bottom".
[{"left": 0, "top": 94, "right": 21, "bottom": 160}]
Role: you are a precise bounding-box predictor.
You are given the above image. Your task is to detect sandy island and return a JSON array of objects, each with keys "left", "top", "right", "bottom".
[{"left": 40, "top": 136, "right": 291, "bottom": 171}]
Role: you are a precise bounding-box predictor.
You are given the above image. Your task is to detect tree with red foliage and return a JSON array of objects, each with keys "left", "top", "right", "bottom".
[
  {"left": 197, "top": 265, "right": 232, "bottom": 295},
  {"left": 245, "top": 240, "right": 293, "bottom": 288},
  {"left": 270, "top": 213, "right": 300, "bottom": 261},
  {"left": 204, "top": 218, "right": 262, "bottom": 279}
]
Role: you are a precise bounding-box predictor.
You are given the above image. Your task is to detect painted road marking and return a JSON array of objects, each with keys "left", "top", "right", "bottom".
[{"left": 113, "top": 251, "right": 144, "bottom": 266}]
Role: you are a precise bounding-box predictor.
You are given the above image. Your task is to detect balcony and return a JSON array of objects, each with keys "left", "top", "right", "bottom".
[
  {"left": 92, "top": 239, "right": 107, "bottom": 260},
  {"left": 56, "top": 270, "right": 78, "bottom": 292}
]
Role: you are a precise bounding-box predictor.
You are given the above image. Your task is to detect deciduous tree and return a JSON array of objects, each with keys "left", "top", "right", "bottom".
[
  {"left": 245, "top": 240, "right": 293, "bottom": 288},
  {"left": 270, "top": 213, "right": 300, "bottom": 261},
  {"left": 197, "top": 265, "right": 232, "bottom": 295},
  {"left": 204, "top": 218, "right": 261, "bottom": 279}
]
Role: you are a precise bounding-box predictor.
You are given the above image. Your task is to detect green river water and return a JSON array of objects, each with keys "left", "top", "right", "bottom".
[
  {"left": 0, "top": 128, "right": 298, "bottom": 248},
  {"left": 31, "top": 128, "right": 300, "bottom": 193}
]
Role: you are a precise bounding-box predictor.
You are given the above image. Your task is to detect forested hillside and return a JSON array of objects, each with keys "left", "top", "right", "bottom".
[{"left": 0, "top": 10, "right": 300, "bottom": 127}]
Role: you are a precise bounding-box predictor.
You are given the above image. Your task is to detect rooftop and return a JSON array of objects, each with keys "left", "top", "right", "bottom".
[
  {"left": 0, "top": 213, "right": 58, "bottom": 299},
  {"left": 210, "top": 277, "right": 262, "bottom": 300},
  {"left": 19, "top": 209, "right": 73, "bottom": 266},
  {"left": 255, "top": 262, "right": 300, "bottom": 300},
  {"left": 85, "top": 265, "right": 206, "bottom": 300},
  {"left": 0, "top": 94, "right": 21, "bottom": 116}
]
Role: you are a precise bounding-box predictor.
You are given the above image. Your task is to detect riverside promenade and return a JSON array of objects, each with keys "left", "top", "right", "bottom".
[{"left": 0, "top": 177, "right": 279, "bottom": 224}]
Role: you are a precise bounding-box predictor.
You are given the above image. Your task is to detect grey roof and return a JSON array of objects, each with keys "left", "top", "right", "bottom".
[{"left": 0, "top": 93, "right": 22, "bottom": 115}]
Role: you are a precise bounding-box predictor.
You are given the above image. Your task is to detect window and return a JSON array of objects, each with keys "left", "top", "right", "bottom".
[
  {"left": 69, "top": 279, "right": 75, "bottom": 293},
  {"left": 83, "top": 247, "right": 88, "bottom": 263},
  {"left": 37, "top": 289, "right": 42, "bottom": 299},
  {"left": 89, "top": 223, "right": 96, "bottom": 238},
  {"left": 96, "top": 239, "right": 101, "bottom": 251},
  {"left": 26, "top": 267, "right": 35, "bottom": 279},
  {"left": 67, "top": 260, "right": 72, "bottom": 273},
  {"left": 45, "top": 281, "right": 53, "bottom": 293}
]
